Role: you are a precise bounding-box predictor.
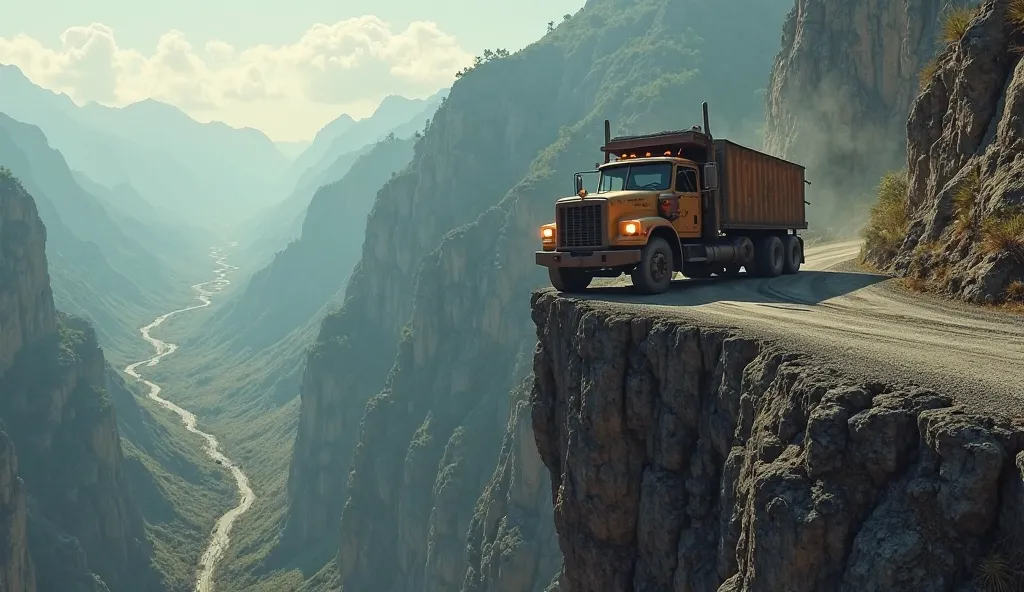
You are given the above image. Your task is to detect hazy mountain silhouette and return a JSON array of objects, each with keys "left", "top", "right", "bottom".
[
  {"left": 289, "top": 90, "right": 448, "bottom": 192},
  {"left": 76, "top": 98, "right": 291, "bottom": 217},
  {"left": 0, "top": 113, "right": 188, "bottom": 357},
  {"left": 275, "top": 140, "right": 313, "bottom": 161},
  {"left": 72, "top": 172, "right": 208, "bottom": 275},
  {"left": 234, "top": 91, "right": 447, "bottom": 271},
  {"left": 0, "top": 64, "right": 287, "bottom": 226}
]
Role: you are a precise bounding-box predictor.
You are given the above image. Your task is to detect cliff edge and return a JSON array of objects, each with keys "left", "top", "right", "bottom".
[
  {"left": 530, "top": 290, "right": 1024, "bottom": 591},
  {"left": 863, "top": 0, "right": 1024, "bottom": 305}
]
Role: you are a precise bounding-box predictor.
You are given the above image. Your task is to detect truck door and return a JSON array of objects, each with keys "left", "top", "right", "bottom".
[{"left": 672, "top": 166, "right": 701, "bottom": 237}]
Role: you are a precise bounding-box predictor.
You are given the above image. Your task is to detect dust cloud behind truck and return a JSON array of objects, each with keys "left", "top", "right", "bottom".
[{"left": 535, "top": 102, "right": 808, "bottom": 295}]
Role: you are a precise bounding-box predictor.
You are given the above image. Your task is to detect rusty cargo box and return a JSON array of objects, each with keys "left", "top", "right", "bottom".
[{"left": 713, "top": 140, "right": 806, "bottom": 230}]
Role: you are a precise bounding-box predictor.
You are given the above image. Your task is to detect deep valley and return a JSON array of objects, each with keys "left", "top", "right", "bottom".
[{"left": 1, "top": 0, "right": 1022, "bottom": 591}]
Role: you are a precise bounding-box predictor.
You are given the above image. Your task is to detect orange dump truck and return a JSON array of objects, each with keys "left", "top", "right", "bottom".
[{"left": 536, "top": 102, "right": 808, "bottom": 295}]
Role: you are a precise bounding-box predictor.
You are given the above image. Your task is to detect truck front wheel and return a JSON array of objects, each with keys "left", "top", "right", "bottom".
[
  {"left": 631, "top": 237, "right": 674, "bottom": 294},
  {"left": 548, "top": 267, "right": 592, "bottom": 293}
]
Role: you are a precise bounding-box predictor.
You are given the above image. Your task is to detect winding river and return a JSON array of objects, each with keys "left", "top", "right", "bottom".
[{"left": 123, "top": 246, "right": 254, "bottom": 592}]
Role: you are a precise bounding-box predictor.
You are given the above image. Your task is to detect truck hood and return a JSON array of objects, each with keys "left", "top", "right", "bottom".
[{"left": 555, "top": 190, "right": 658, "bottom": 204}]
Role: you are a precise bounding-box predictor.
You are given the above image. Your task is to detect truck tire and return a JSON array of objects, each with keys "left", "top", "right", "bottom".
[
  {"left": 782, "top": 235, "right": 802, "bottom": 274},
  {"left": 631, "top": 237, "right": 674, "bottom": 294},
  {"left": 548, "top": 267, "right": 591, "bottom": 292},
  {"left": 752, "top": 235, "right": 785, "bottom": 278}
]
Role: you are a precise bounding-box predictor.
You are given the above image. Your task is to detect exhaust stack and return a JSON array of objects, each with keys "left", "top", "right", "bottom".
[{"left": 603, "top": 119, "right": 611, "bottom": 163}]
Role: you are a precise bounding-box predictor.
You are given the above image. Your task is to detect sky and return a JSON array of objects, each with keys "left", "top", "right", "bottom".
[{"left": 0, "top": 0, "right": 585, "bottom": 142}]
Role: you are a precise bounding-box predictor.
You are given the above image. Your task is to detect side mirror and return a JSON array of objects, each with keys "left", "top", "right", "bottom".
[
  {"left": 574, "top": 173, "right": 584, "bottom": 195},
  {"left": 703, "top": 162, "right": 719, "bottom": 191}
]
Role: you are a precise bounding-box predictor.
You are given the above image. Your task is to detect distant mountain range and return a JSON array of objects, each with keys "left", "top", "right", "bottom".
[
  {"left": 0, "top": 65, "right": 288, "bottom": 227},
  {"left": 0, "top": 62, "right": 447, "bottom": 246}
]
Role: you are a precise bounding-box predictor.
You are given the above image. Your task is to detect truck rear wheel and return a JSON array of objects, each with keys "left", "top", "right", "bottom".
[
  {"left": 548, "top": 267, "right": 592, "bottom": 293},
  {"left": 631, "top": 237, "right": 673, "bottom": 294},
  {"left": 752, "top": 235, "right": 785, "bottom": 278},
  {"left": 782, "top": 235, "right": 802, "bottom": 274}
]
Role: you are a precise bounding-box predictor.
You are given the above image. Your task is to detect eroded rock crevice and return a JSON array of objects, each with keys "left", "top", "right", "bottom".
[{"left": 531, "top": 292, "right": 1024, "bottom": 592}]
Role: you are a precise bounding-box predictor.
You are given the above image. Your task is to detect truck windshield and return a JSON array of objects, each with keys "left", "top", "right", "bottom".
[{"left": 598, "top": 163, "right": 672, "bottom": 193}]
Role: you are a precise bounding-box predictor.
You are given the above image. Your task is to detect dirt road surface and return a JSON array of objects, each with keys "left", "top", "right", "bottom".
[{"left": 578, "top": 240, "right": 1024, "bottom": 417}]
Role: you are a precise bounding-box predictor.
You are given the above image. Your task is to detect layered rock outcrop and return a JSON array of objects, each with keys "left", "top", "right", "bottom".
[
  {"left": 0, "top": 169, "right": 157, "bottom": 591},
  {"left": 764, "top": 0, "right": 975, "bottom": 226},
  {"left": 867, "top": 0, "right": 1024, "bottom": 304},
  {"left": 531, "top": 291, "right": 1024, "bottom": 591}
]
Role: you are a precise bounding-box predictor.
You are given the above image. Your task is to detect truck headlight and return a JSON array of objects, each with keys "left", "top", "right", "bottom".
[
  {"left": 621, "top": 221, "right": 640, "bottom": 236},
  {"left": 540, "top": 224, "right": 556, "bottom": 243}
]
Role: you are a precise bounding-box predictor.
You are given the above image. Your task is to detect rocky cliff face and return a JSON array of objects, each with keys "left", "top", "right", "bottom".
[
  {"left": 0, "top": 430, "right": 36, "bottom": 592},
  {"left": 764, "top": 0, "right": 975, "bottom": 227},
  {"left": 0, "top": 168, "right": 55, "bottom": 375},
  {"left": 0, "top": 169, "right": 158, "bottom": 591},
  {"left": 284, "top": 0, "right": 794, "bottom": 588},
  {"left": 865, "top": 0, "right": 1024, "bottom": 305},
  {"left": 530, "top": 291, "right": 1024, "bottom": 591}
]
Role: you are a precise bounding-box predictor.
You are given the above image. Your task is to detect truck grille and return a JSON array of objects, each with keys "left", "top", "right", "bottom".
[{"left": 558, "top": 202, "right": 604, "bottom": 249}]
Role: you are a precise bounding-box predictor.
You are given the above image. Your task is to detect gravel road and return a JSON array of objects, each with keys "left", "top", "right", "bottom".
[{"left": 573, "top": 240, "right": 1024, "bottom": 417}]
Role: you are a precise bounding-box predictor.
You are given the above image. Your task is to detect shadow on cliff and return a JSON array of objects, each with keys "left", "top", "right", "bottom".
[{"left": 583, "top": 269, "right": 887, "bottom": 308}]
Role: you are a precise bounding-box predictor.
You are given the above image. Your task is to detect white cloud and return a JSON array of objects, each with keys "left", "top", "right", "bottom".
[{"left": 0, "top": 17, "right": 472, "bottom": 139}]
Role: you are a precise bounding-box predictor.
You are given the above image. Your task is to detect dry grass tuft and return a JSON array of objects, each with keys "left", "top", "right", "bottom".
[
  {"left": 981, "top": 212, "right": 1024, "bottom": 260},
  {"left": 1009, "top": 0, "right": 1024, "bottom": 30},
  {"left": 919, "top": 59, "right": 939, "bottom": 90},
  {"left": 953, "top": 167, "right": 982, "bottom": 235},
  {"left": 1006, "top": 280, "right": 1024, "bottom": 303},
  {"left": 974, "top": 536, "right": 1024, "bottom": 592},
  {"left": 861, "top": 171, "right": 910, "bottom": 264},
  {"left": 942, "top": 6, "right": 978, "bottom": 43}
]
